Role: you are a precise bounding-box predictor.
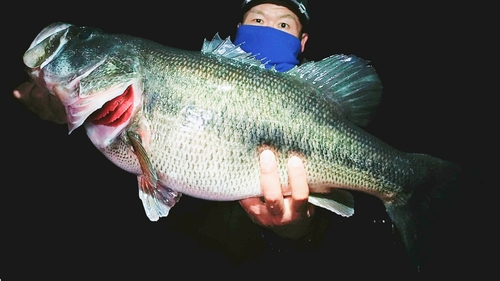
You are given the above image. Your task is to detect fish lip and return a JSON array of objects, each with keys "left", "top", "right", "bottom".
[{"left": 23, "top": 22, "right": 73, "bottom": 69}]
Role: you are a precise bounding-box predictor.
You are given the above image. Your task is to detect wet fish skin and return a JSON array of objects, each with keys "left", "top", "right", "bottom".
[{"left": 22, "top": 22, "right": 461, "bottom": 268}]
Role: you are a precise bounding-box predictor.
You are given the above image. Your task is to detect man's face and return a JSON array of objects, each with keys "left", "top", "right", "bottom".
[
  {"left": 241, "top": 3, "right": 303, "bottom": 38},
  {"left": 240, "top": 3, "right": 309, "bottom": 52}
]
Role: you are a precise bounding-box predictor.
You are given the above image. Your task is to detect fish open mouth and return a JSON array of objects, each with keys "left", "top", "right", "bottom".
[{"left": 87, "top": 85, "right": 134, "bottom": 127}]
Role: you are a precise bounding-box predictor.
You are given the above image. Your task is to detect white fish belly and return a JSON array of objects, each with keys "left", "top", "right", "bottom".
[{"left": 148, "top": 119, "right": 264, "bottom": 201}]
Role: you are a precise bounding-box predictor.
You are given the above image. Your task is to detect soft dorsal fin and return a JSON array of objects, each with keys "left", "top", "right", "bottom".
[{"left": 287, "top": 55, "right": 383, "bottom": 127}]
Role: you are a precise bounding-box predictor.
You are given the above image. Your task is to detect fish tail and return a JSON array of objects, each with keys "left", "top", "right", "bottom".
[{"left": 385, "top": 155, "right": 462, "bottom": 271}]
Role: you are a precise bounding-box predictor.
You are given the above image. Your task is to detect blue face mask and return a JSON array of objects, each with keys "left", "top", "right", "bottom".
[{"left": 234, "top": 25, "right": 302, "bottom": 72}]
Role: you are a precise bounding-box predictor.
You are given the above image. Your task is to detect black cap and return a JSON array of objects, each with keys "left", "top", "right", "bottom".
[{"left": 241, "top": 0, "right": 309, "bottom": 32}]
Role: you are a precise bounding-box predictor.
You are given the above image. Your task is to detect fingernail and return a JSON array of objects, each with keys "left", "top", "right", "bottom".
[
  {"left": 260, "top": 150, "right": 274, "bottom": 163},
  {"left": 288, "top": 155, "right": 303, "bottom": 167}
]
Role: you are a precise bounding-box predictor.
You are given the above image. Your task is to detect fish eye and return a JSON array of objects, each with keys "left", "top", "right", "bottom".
[{"left": 77, "top": 27, "right": 94, "bottom": 40}]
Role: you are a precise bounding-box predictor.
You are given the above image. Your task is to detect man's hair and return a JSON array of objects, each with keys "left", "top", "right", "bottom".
[{"left": 240, "top": 0, "right": 310, "bottom": 33}]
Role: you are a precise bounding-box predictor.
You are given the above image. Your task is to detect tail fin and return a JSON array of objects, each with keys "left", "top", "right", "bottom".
[{"left": 385, "top": 155, "right": 462, "bottom": 271}]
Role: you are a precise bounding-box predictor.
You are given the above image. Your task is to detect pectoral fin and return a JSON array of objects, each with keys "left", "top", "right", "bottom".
[
  {"left": 128, "top": 131, "right": 157, "bottom": 188},
  {"left": 308, "top": 189, "right": 355, "bottom": 217},
  {"left": 128, "top": 131, "right": 182, "bottom": 221}
]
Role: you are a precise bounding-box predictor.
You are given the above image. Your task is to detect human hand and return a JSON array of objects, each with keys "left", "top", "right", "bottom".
[
  {"left": 239, "top": 150, "right": 315, "bottom": 239},
  {"left": 13, "top": 80, "right": 67, "bottom": 124}
]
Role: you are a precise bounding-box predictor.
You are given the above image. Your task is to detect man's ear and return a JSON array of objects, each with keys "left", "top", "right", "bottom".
[{"left": 300, "top": 33, "right": 309, "bottom": 52}]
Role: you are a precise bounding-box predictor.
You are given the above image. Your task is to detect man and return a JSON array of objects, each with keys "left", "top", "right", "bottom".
[
  {"left": 235, "top": 0, "right": 315, "bottom": 241},
  {"left": 12, "top": 0, "right": 317, "bottom": 246}
]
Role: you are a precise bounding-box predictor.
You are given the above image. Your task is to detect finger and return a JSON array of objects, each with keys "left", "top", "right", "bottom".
[
  {"left": 288, "top": 156, "right": 309, "bottom": 212},
  {"left": 259, "top": 149, "right": 284, "bottom": 216},
  {"left": 288, "top": 156, "right": 308, "bottom": 200},
  {"left": 13, "top": 81, "right": 36, "bottom": 101},
  {"left": 239, "top": 197, "right": 266, "bottom": 219},
  {"left": 14, "top": 81, "right": 46, "bottom": 113}
]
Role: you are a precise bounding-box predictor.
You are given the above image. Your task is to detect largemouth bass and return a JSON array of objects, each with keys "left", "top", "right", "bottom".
[{"left": 22, "top": 22, "right": 460, "bottom": 267}]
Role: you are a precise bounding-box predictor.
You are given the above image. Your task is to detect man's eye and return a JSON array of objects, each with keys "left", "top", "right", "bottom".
[
  {"left": 279, "top": 23, "right": 289, "bottom": 28},
  {"left": 254, "top": 19, "right": 263, "bottom": 23}
]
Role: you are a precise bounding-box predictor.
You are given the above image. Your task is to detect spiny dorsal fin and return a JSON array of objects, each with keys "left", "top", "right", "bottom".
[{"left": 201, "top": 33, "right": 267, "bottom": 69}]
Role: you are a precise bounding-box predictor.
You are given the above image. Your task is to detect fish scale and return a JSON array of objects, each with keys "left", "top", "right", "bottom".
[{"left": 22, "top": 22, "right": 461, "bottom": 269}]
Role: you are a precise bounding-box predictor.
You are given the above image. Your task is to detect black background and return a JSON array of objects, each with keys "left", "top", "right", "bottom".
[{"left": 0, "top": 1, "right": 492, "bottom": 280}]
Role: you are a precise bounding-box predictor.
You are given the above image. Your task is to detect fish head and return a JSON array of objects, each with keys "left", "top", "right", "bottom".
[{"left": 23, "top": 22, "right": 142, "bottom": 134}]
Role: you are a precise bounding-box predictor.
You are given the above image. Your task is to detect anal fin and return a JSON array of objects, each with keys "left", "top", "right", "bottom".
[{"left": 308, "top": 189, "right": 355, "bottom": 217}]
